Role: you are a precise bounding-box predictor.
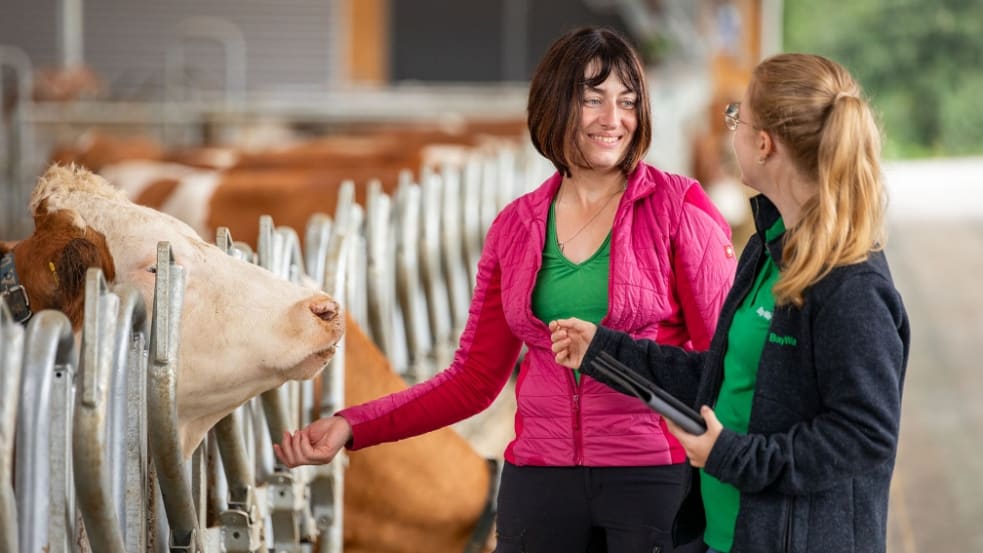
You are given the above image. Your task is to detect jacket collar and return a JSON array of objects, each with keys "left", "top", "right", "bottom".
[
  {"left": 749, "top": 194, "right": 787, "bottom": 264},
  {"left": 519, "top": 162, "right": 658, "bottom": 219}
]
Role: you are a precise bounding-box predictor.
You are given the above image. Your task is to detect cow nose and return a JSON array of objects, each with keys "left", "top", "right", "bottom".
[{"left": 309, "top": 297, "right": 341, "bottom": 322}]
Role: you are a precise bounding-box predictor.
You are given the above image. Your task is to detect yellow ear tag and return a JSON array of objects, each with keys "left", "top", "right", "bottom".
[{"left": 48, "top": 261, "right": 60, "bottom": 287}]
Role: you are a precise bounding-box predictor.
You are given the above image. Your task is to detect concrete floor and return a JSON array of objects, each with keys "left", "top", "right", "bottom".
[{"left": 885, "top": 219, "right": 983, "bottom": 552}]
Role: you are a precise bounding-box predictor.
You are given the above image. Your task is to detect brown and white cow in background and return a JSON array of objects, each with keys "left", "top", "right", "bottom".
[
  {"left": 48, "top": 124, "right": 524, "bottom": 249},
  {"left": 1, "top": 164, "right": 494, "bottom": 552}
]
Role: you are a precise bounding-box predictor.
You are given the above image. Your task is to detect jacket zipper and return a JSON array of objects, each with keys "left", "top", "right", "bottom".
[
  {"left": 782, "top": 496, "right": 795, "bottom": 553},
  {"left": 572, "top": 391, "right": 583, "bottom": 465},
  {"left": 570, "top": 358, "right": 583, "bottom": 465}
]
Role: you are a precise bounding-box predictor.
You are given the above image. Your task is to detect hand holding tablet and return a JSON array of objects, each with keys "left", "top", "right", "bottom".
[{"left": 590, "top": 351, "right": 707, "bottom": 435}]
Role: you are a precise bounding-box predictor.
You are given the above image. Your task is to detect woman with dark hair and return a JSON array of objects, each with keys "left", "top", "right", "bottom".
[
  {"left": 277, "top": 26, "right": 735, "bottom": 553},
  {"left": 551, "top": 53, "right": 910, "bottom": 553}
]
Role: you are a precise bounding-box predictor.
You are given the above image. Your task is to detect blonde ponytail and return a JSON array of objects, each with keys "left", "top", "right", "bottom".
[{"left": 749, "top": 54, "right": 887, "bottom": 306}]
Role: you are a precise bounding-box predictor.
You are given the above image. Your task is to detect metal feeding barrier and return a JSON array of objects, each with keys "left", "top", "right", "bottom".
[
  {"left": 72, "top": 270, "right": 150, "bottom": 552},
  {"left": 0, "top": 302, "right": 26, "bottom": 552},
  {"left": 14, "top": 309, "right": 76, "bottom": 553}
]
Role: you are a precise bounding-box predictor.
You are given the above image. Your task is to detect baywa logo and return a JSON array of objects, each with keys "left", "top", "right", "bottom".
[
  {"left": 768, "top": 332, "right": 797, "bottom": 347},
  {"left": 756, "top": 306, "right": 772, "bottom": 321}
]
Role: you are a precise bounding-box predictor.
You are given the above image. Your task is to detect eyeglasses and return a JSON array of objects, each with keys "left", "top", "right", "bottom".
[{"left": 724, "top": 102, "right": 755, "bottom": 131}]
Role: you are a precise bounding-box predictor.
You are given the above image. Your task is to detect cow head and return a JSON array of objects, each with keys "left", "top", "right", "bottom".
[
  {"left": 11, "top": 164, "right": 344, "bottom": 455},
  {"left": 1, "top": 206, "right": 115, "bottom": 326}
]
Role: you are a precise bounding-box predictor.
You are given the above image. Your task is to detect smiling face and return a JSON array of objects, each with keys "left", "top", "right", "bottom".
[{"left": 569, "top": 64, "right": 639, "bottom": 175}]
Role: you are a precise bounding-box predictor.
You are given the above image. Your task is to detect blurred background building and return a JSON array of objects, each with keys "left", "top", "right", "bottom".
[{"left": 1, "top": 0, "right": 785, "bottom": 238}]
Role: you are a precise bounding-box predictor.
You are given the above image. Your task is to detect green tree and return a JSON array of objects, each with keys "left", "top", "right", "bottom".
[{"left": 784, "top": 0, "right": 983, "bottom": 158}]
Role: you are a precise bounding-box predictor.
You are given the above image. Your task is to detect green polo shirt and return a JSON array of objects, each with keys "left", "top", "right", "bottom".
[
  {"left": 702, "top": 217, "right": 785, "bottom": 552},
  {"left": 532, "top": 201, "right": 611, "bottom": 383}
]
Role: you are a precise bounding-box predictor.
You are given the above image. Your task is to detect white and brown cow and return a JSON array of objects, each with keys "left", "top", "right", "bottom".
[
  {"left": 1, "top": 164, "right": 494, "bottom": 553},
  {"left": 2, "top": 164, "right": 345, "bottom": 454}
]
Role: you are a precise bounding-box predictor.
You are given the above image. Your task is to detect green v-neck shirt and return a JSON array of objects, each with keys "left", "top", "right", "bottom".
[
  {"left": 702, "top": 217, "right": 785, "bottom": 552},
  {"left": 531, "top": 201, "right": 611, "bottom": 383}
]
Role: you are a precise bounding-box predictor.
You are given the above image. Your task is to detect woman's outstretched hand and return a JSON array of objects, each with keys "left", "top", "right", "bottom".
[
  {"left": 274, "top": 415, "right": 353, "bottom": 468},
  {"left": 549, "top": 318, "right": 598, "bottom": 369}
]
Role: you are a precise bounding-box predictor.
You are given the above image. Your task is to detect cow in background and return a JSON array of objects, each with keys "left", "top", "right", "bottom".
[
  {"left": 47, "top": 120, "right": 526, "bottom": 174},
  {"left": 48, "top": 129, "right": 493, "bottom": 249},
  {"left": 342, "top": 320, "right": 494, "bottom": 553},
  {"left": 1, "top": 164, "right": 494, "bottom": 552}
]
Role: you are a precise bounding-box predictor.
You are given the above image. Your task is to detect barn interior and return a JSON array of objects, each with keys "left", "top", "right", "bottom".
[{"left": 6, "top": 1, "right": 977, "bottom": 552}]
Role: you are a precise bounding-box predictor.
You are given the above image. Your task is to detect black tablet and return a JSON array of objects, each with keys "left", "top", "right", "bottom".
[{"left": 590, "top": 351, "right": 707, "bottom": 435}]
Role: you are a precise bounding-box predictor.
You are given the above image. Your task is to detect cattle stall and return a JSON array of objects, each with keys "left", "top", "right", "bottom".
[{"left": 1, "top": 217, "right": 351, "bottom": 551}]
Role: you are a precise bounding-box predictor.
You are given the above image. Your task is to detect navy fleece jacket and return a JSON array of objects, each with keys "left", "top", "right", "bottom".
[{"left": 581, "top": 194, "right": 910, "bottom": 553}]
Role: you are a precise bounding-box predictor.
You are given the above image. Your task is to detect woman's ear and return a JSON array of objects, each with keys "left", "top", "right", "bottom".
[
  {"left": 758, "top": 130, "right": 774, "bottom": 158},
  {"left": 757, "top": 130, "right": 777, "bottom": 164}
]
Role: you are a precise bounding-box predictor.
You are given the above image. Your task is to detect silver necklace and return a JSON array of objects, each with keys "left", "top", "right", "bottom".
[{"left": 557, "top": 183, "right": 625, "bottom": 253}]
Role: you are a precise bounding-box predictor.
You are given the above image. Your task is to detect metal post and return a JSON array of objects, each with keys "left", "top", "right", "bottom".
[
  {"left": 73, "top": 268, "right": 126, "bottom": 553},
  {"left": 0, "top": 303, "right": 25, "bottom": 553},
  {"left": 14, "top": 310, "right": 75, "bottom": 553},
  {"left": 0, "top": 45, "right": 35, "bottom": 240},
  {"left": 146, "top": 242, "right": 203, "bottom": 552},
  {"left": 58, "top": 0, "right": 84, "bottom": 67}
]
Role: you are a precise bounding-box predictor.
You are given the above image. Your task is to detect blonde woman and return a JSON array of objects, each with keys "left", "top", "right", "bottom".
[{"left": 550, "top": 53, "right": 910, "bottom": 553}]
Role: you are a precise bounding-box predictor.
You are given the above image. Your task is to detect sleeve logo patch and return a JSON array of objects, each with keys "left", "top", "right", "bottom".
[{"left": 724, "top": 244, "right": 735, "bottom": 258}]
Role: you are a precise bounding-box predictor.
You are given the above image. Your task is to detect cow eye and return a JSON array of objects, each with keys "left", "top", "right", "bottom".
[{"left": 147, "top": 265, "right": 157, "bottom": 274}]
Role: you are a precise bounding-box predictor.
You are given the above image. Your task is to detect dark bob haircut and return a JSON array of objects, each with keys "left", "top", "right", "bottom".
[{"left": 527, "top": 27, "right": 652, "bottom": 178}]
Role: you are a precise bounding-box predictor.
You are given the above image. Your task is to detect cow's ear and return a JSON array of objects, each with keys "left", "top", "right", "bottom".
[{"left": 53, "top": 237, "right": 105, "bottom": 325}]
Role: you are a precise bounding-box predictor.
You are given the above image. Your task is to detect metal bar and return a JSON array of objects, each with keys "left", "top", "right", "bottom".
[
  {"left": 344, "top": 209, "right": 367, "bottom": 326},
  {"left": 439, "top": 164, "right": 471, "bottom": 337},
  {"left": 14, "top": 309, "right": 75, "bottom": 553},
  {"left": 256, "top": 216, "right": 295, "bottom": 460},
  {"left": 419, "top": 168, "right": 452, "bottom": 372},
  {"left": 48, "top": 346, "right": 74, "bottom": 552},
  {"left": 365, "top": 180, "right": 398, "bottom": 363},
  {"left": 460, "top": 156, "right": 483, "bottom": 292},
  {"left": 113, "top": 285, "right": 150, "bottom": 553},
  {"left": 304, "top": 215, "right": 333, "bottom": 291},
  {"left": 276, "top": 226, "right": 306, "bottom": 284},
  {"left": 73, "top": 268, "right": 126, "bottom": 553},
  {"left": 213, "top": 412, "right": 254, "bottom": 506},
  {"left": 190, "top": 438, "right": 208, "bottom": 532},
  {"left": 310, "top": 458, "right": 344, "bottom": 553},
  {"left": 0, "top": 303, "right": 25, "bottom": 553},
  {"left": 146, "top": 242, "right": 202, "bottom": 551},
  {"left": 394, "top": 179, "right": 430, "bottom": 383},
  {"left": 58, "top": 0, "right": 84, "bottom": 67},
  {"left": 0, "top": 45, "right": 35, "bottom": 240}
]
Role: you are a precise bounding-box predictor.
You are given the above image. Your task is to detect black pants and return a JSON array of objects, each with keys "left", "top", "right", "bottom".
[{"left": 494, "top": 462, "right": 704, "bottom": 553}]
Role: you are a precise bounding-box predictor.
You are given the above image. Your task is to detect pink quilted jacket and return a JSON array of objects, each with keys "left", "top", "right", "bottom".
[{"left": 339, "top": 162, "right": 736, "bottom": 466}]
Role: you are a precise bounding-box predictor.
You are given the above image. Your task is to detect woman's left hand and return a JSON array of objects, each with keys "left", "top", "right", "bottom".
[{"left": 664, "top": 406, "right": 724, "bottom": 468}]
